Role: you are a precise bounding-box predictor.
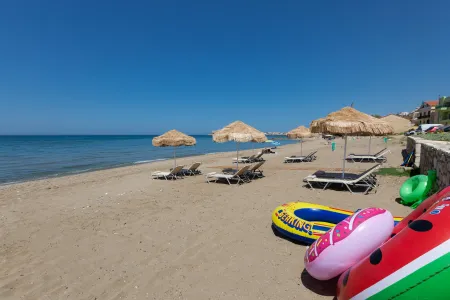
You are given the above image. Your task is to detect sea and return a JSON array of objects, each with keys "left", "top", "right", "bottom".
[{"left": 0, "top": 135, "right": 296, "bottom": 185}]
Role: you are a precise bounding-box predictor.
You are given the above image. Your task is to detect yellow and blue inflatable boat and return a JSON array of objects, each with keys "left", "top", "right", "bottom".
[{"left": 272, "top": 202, "right": 402, "bottom": 244}]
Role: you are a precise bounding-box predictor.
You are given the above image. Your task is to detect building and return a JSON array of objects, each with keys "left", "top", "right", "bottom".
[
  {"left": 416, "top": 100, "right": 439, "bottom": 125},
  {"left": 436, "top": 96, "right": 450, "bottom": 125},
  {"left": 409, "top": 107, "right": 420, "bottom": 125}
]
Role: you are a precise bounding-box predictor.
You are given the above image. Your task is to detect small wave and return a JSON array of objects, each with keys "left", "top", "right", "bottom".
[
  {"left": 0, "top": 179, "right": 23, "bottom": 186},
  {"left": 134, "top": 158, "right": 167, "bottom": 164},
  {"left": 68, "top": 168, "right": 93, "bottom": 174}
]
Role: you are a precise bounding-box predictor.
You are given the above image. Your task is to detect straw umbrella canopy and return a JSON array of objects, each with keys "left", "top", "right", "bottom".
[
  {"left": 152, "top": 129, "right": 196, "bottom": 167},
  {"left": 287, "top": 126, "right": 312, "bottom": 155},
  {"left": 287, "top": 125, "right": 312, "bottom": 139},
  {"left": 310, "top": 107, "right": 393, "bottom": 177},
  {"left": 212, "top": 121, "right": 267, "bottom": 168}
]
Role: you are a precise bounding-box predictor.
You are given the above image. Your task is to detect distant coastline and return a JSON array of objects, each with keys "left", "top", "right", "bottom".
[
  {"left": 0, "top": 135, "right": 296, "bottom": 185},
  {"left": 209, "top": 131, "right": 287, "bottom": 136}
]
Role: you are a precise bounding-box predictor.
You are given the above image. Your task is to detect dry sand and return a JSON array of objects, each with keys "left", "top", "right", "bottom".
[
  {"left": 381, "top": 115, "right": 412, "bottom": 134},
  {"left": 0, "top": 136, "right": 412, "bottom": 300}
]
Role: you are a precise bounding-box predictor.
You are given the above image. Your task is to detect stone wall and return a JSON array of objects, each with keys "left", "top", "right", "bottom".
[{"left": 406, "top": 136, "right": 450, "bottom": 190}]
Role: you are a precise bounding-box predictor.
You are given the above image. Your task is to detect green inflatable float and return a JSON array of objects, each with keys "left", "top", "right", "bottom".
[{"left": 399, "top": 170, "right": 436, "bottom": 208}]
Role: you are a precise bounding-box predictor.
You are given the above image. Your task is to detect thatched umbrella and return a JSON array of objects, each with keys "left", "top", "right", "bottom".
[
  {"left": 152, "top": 129, "right": 196, "bottom": 168},
  {"left": 310, "top": 107, "right": 393, "bottom": 177},
  {"left": 212, "top": 121, "right": 267, "bottom": 168},
  {"left": 287, "top": 125, "right": 312, "bottom": 155}
]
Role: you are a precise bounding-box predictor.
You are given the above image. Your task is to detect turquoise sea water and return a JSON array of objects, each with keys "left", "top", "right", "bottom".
[{"left": 0, "top": 135, "right": 295, "bottom": 184}]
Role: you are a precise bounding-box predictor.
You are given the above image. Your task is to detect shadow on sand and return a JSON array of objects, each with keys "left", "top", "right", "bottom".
[
  {"left": 271, "top": 225, "right": 338, "bottom": 298},
  {"left": 300, "top": 269, "right": 338, "bottom": 298},
  {"left": 271, "top": 224, "right": 309, "bottom": 246}
]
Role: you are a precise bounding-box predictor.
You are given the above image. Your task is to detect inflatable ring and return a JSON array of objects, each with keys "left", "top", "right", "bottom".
[
  {"left": 400, "top": 171, "right": 436, "bottom": 207},
  {"left": 400, "top": 175, "right": 429, "bottom": 204},
  {"left": 272, "top": 202, "right": 402, "bottom": 244},
  {"left": 305, "top": 208, "right": 394, "bottom": 280},
  {"left": 337, "top": 186, "right": 450, "bottom": 300}
]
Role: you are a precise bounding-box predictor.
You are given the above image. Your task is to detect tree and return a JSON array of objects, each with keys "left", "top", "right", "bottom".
[{"left": 372, "top": 114, "right": 382, "bottom": 119}]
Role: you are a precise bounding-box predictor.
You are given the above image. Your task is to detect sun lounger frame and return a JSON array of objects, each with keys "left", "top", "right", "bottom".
[
  {"left": 284, "top": 151, "right": 317, "bottom": 163},
  {"left": 151, "top": 165, "right": 185, "bottom": 180},
  {"left": 346, "top": 149, "right": 390, "bottom": 163},
  {"left": 246, "top": 161, "right": 265, "bottom": 179},
  {"left": 303, "top": 164, "right": 381, "bottom": 194},
  {"left": 233, "top": 152, "right": 265, "bottom": 164},
  {"left": 182, "top": 162, "right": 202, "bottom": 176},
  {"left": 205, "top": 165, "right": 251, "bottom": 185}
]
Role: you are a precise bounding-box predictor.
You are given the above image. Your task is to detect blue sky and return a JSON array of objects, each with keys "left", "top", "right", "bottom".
[{"left": 1, "top": 0, "right": 449, "bottom": 134}]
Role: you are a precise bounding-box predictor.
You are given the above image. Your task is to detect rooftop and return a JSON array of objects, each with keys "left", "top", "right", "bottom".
[{"left": 424, "top": 100, "right": 439, "bottom": 106}]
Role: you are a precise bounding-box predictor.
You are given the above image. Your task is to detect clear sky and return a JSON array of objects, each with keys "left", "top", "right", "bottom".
[{"left": 1, "top": 0, "right": 449, "bottom": 135}]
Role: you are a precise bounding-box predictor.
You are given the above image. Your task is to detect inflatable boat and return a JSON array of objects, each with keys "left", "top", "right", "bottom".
[{"left": 272, "top": 202, "right": 402, "bottom": 244}]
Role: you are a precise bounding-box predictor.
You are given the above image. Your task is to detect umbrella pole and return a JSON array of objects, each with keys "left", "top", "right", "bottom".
[
  {"left": 236, "top": 142, "right": 239, "bottom": 169},
  {"left": 342, "top": 135, "right": 348, "bottom": 178},
  {"left": 300, "top": 139, "right": 303, "bottom": 156},
  {"left": 368, "top": 136, "right": 372, "bottom": 154},
  {"left": 174, "top": 147, "right": 176, "bottom": 168}
]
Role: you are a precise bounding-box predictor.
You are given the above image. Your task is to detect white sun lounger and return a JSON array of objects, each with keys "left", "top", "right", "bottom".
[
  {"left": 284, "top": 151, "right": 317, "bottom": 163},
  {"left": 346, "top": 149, "right": 390, "bottom": 163},
  {"left": 182, "top": 162, "right": 202, "bottom": 175},
  {"left": 233, "top": 154, "right": 256, "bottom": 164},
  {"left": 246, "top": 161, "right": 265, "bottom": 179},
  {"left": 205, "top": 165, "right": 251, "bottom": 185},
  {"left": 303, "top": 164, "right": 381, "bottom": 194},
  {"left": 248, "top": 152, "right": 264, "bottom": 162},
  {"left": 151, "top": 165, "right": 185, "bottom": 180}
]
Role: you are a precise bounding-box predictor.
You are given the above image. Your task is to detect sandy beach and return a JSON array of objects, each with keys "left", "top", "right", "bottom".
[{"left": 0, "top": 136, "right": 412, "bottom": 300}]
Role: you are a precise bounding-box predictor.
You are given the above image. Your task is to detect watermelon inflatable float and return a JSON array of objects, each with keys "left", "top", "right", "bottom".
[{"left": 337, "top": 185, "right": 450, "bottom": 300}]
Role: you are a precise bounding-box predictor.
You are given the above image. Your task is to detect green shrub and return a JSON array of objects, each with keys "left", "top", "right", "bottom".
[
  {"left": 419, "top": 133, "right": 450, "bottom": 142},
  {"left": 377, "top": 168, "right": 411, "bottom": 177}
]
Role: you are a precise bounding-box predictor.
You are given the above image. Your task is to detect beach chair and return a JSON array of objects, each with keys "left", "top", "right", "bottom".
[
  {"left": 246, "top": 161, "right": 265, "bottom": 179},
  {"left": 151, "top": 165, "right": 184, "bottom": 180},
  {"left": 241, "top": 151, "right": 265, "bottom": 163},
  {"left": 284, "top": 151, "right": 317, "bottom": 163},
  {"left": 309, "top": 168, "right": 378, "bottom": 186},
  {"left": 182, "top": 162, "right": 202, "bottom": 176},
  {"left": 205, "top": 165, "right": 251, "bottom": 185},
  {"left": 303, "top": 164, "right": 381, "bottom": 194},
  {"left": 233, "top": 154, "right": 256, "bottom": 164},
  {"left": 262, "top": 148, "right": 275, "bottom": 154},
  {"left": 348, "top": 148, "right": 387, "bottom": 157},
  {"left": 251, "top": 152, "right": 265, "bottom": 162},
  {"left": 346, "top": 148, "right": 390, "bottom": 163}
]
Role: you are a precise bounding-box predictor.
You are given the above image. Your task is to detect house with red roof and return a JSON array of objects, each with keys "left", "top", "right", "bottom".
[{"left": 415, "top": 100, "right": 439, "bottom": 125}]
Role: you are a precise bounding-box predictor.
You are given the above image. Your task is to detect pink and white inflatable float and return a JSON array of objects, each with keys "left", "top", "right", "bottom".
[{"left": 304, "top": 208, "right": 394, "bottom": 280}]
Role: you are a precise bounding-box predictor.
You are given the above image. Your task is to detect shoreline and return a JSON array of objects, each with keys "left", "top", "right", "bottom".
[
  {"left": 1, "top": 135, "right": 289, "bottom": 187},
  {"left": 0, "top": 144, "right": 289, "bottom": 189}
]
